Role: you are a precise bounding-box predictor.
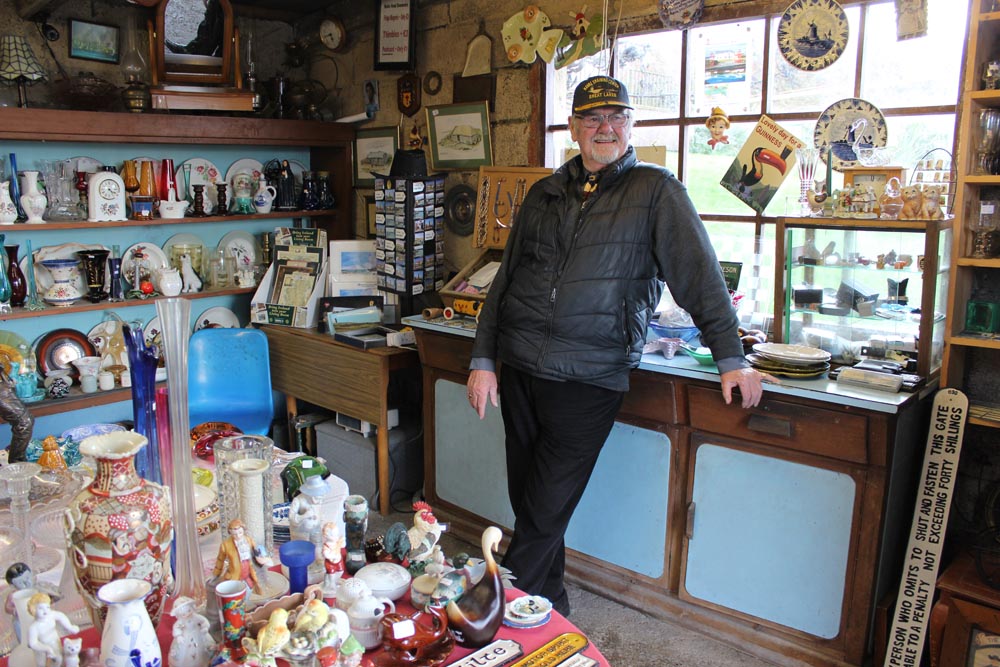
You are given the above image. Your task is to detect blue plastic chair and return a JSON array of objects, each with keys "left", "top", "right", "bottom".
[{"left": 187, "top": 327, "right": 274, "bottom": 435}]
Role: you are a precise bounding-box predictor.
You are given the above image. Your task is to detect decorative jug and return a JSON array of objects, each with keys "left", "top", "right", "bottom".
[
  {"left": 18, "top": 171, "right": 46, "bottom": 223},
  {"left": 40, "top": 258, "right": 83, "bottom": 307},
  {"left": 347, "top": 592, "right": 395, "bottom": 649},
  {"left": 152, "top": 266, "right": 182, "bottom": 296},
  {"left": 0, "top": 181, "right": 17, "bottom": 223},
  {"left": 63, "top": 431, "right": 174, "bottom": 630},
  {"left": 231, "top": 171, "right": 255, "bottom": 214},
  {"left": 97, "top": 579, "right": 161, "bottom": 667},
  {"left": 253, "top": 179, "right": 277, "bottom": 214}
]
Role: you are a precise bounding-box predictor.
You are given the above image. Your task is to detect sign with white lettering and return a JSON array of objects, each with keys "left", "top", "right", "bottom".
[
  {"left": 882, "top": 388, "right": 967, "bottom": 667},
  {"left": 448, "top": 639, "right": 523, "bottom": 667},
  {"left": 375, "top": 0, "right": 415, "bottom": 70}
]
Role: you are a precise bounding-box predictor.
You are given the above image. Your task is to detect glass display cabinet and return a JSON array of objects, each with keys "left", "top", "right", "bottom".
[{"left": 774, "top": 216, "right": 952, "bottom": 378}]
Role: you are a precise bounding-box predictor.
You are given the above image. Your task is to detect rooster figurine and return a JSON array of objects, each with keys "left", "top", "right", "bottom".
[{"left": 446, "top": 526, "right": 504, "bottom": 648}]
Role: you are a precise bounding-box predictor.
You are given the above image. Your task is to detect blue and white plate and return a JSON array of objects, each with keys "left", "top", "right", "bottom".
[{"left": 61, "top": 423, "right": 126, "bottom": 443}]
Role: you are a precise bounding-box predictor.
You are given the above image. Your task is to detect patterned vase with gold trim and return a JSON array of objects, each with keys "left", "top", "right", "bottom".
[{"left": 64, "top": 431, "right": 174, "bottom": 629}]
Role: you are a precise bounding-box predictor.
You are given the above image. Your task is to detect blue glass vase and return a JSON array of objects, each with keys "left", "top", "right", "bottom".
[{"left": 123, "top": 323, "right": 162, "bottom": 486}]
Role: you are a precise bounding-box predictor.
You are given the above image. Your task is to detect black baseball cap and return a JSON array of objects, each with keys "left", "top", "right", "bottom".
[{"left": 572, "top": 76, "right": 633, "bottom": 113}]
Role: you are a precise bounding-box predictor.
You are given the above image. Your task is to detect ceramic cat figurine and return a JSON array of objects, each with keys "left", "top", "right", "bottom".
[
  {"left": 920, "top": 184, "right": 946, "bottom": 220},
  {"left": 62, "top": 637, "right": 82, "bottom": 667},
  {"left": 900, "top": 185, "right": 923, "bottom": 219}
]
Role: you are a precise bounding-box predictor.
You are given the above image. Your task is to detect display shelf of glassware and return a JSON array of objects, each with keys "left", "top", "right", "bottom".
[{"left": 774, "top": 216, "right": 952, "bottom": 379}]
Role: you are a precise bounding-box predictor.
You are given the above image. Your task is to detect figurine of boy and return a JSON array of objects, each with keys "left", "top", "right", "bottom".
[
  {"left": 5, "top": 564, "right": 60, "bottom": 643},
  {"left": 213, "top": 519, "right": 270, "bottom": 595},
  {"left": 289, "top": 476, "right": 330, "bottom": 555},
  {"left": 26, "top": 593, "right": 78, "bottom": 667},
  {"left": 706, "top": 107, "right": 730, "bottom": 149},
  {"left": 320, "top": 521, "right": 345, "bottom": 596},
  {"left": 168, "top": 596, "right": 215, "bottom": 667}
]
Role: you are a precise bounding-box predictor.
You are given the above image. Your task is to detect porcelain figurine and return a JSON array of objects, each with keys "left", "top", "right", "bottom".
[
  {"left": 706, "top": 107, "right": 730, "bottom": 149},
  {"left": 179, "top": 253, "right": 202, "bottom": 293},
  {"left": 168, "top": 597, "right": 214, "bottom": 667},
  {"left": 406, "top": 502, "right": 446, "bottom": 566},
  {"left": 5, "top": 564, "right": 60, "bottom": 644},
  {"left": 289, "top": 476, "right": 329, "bottom": 553},
  {"left": 213, "top": 519, "right": 266, "bottom": 595},
  {"left": 26, "top": 593, "right": 79, "bottom": 667},
  {"left": 321, "top": 522, "right": 345, "bottom": 598},
  {"left": 61, "top": 638, "right": 81, "bottom": 667},
  {"left": 243, "top": 608, "right": 289, "bottom": 667},
  {"left": 152, "top": 267, "right": 182, "bottom": 297},
  {"left": 36, "top": 436, "right": 67, "bottom": 472}
]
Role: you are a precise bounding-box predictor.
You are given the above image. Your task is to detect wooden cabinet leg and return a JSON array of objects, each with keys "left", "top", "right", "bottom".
[
  {"left": 928, "top": 597, "right": 951, "bottom": 667},
  {"left": 285, "top": 395, "right": 299, "bottom": 452}
]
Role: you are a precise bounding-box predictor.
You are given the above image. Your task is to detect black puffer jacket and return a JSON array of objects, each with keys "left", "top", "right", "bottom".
[{"left": 471, "top": 148, "right": 742, "bottom": 391}]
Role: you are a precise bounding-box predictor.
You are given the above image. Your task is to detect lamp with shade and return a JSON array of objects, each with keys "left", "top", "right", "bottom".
[{"left": 0, "top": 35, "right": 46, "bottom": 108}]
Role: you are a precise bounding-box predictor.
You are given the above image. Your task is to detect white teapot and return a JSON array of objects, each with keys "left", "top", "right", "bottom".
[
  {"left": 335, "top": 577, "right": 372, "bottom": 612},
  {"left": 347, "top": 592, "right": 395, "bottom": 649},
  {"left": 152, "top": 267, "right": 183, "bottom": 297}
]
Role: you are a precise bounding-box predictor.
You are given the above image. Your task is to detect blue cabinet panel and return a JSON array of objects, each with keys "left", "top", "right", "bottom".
[{"left": 685, "top": 443, "right": 855, "bottom": 638}]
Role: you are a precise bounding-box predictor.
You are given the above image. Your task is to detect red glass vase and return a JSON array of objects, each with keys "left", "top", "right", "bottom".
[{"left": 159, "top": 158, "right": 176, "bottom": 202}]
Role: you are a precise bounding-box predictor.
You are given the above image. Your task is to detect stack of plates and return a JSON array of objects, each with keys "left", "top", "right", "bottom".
[
  {"left": 503, "top": 595, "right": 553, "bottom": 629},
  {"left": 749, "top": 343, "right": 832, "bottom": 379},
  {"left": 272, "top": 502, "right": 291, "bottom": 544}
]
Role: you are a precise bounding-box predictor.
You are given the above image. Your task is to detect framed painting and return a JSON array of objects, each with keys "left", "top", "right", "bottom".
[
  {"left": 354, "top": 126, "right": 399, "bottom": 187},
  {"left": 941, "top": 598, "right": 1000, "bottom": 667},
  {"left": 425, "top": 102, "right": 494, "bottom": 171},
  {"left": 69, "top": 19, "right": 120, "bottom": 64},
  {"left": 374, "top": 0, "right": 415, "bottom": 70}
]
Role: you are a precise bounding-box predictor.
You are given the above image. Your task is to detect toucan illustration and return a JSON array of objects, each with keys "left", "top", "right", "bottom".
[{"left": 738, "top": 146, "right": 790, "bottom": 188}]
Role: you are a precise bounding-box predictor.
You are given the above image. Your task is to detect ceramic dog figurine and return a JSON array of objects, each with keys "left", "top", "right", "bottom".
[{"left": 179, "top": 253, "right": 203, "bottom": 293}]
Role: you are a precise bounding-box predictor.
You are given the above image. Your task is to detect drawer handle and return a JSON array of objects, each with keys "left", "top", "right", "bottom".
[
  {"left": 747, "top": 413, "right": 792, "bottom": 437},
  {"left": 686, "top": 502, "right": 696, "bottom": 540}
]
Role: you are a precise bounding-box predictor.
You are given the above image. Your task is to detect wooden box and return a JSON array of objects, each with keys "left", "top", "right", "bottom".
[{"left": 439, "top": 247, "right": 503, "bottom": 309}]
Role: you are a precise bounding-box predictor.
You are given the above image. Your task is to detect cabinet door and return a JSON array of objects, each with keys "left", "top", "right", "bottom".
[
  {"left": 681, "top": 436, "right": 857, "bottom": 639},
  {"left": 433, "top": 377, "right": 672, "bottom": 577}
]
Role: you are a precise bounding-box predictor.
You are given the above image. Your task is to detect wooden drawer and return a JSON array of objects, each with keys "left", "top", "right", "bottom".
[
  {"left": 621, "top": 370, "right": 678, "bottom": 425},
  {"left": 687, "top": 385, "right": 869, "bottom": 464},
  {"left": 415, "top": 330, "right": 474, "bottom": 375}
]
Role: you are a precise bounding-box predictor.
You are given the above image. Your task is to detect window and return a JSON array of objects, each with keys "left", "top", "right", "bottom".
[{"left": 544, "top": 0, "right": 967, "bottom": 326}]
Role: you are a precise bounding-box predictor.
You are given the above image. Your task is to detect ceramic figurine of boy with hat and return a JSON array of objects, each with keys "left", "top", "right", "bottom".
[{"left": 290, "top": 475, "right": 331, "bottom": 557}]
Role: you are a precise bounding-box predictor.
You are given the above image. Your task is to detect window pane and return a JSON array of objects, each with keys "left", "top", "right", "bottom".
[
  {"left": 615, "top": 32, "right": 683, "bottom": 120},
  {"left": 554, "top": 126, "right": 680, "bottom": 174},
  {"left": 548, "top": 57, "right": 607, "bottom": 126},
  {"left": 701, "top": 221, "right": 776, "bottom": 327},
  {"left": 686, "top": 20, "right": 765, "bottom": 117},
  {"left": 859, "top": 1, "right": 966, "bottom": 108},
  {"left": 767, "top": 6, "right": 860, "bottom": 114}
]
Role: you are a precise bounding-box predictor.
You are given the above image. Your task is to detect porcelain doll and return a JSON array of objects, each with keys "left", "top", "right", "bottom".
[
  {"left": 321, "top": 522, "right": 346, "bottom": 595},
  {"left": 5, "top": 564, "right": 60, "bottom": 643},
  {"left": 290, "top": 476, "right": 330, "bottom": 553},
  {"left": 213, "top": 519, "right": 269, "bottom": 595},
  {"left": 26, "top": 593, "right": 79, "bottom": 667},
  {"left": 706, "top": 107, "right": 730, "bottom": 149},
  {"left": 168, "top": 597, "right": 214, "bottom": 667}
]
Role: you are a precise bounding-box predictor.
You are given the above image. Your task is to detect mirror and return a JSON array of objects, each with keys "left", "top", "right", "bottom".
[{"left": 154, "top": 0, "right": 234, "bottom": 85}]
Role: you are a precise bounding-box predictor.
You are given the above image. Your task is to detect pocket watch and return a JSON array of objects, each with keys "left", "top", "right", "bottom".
[
  {"left": 319, "top": 17, "right": 347, "bottom": 53},
  {"left": 87, "top": 171, "right": 127, "bottom": 222}
]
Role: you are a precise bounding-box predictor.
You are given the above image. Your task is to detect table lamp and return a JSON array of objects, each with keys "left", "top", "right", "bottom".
[{"left": 0, "top": 35, "right": 46, "bottom": 108}]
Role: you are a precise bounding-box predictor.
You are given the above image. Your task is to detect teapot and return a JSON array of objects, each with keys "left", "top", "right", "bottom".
[
  {"left": 152, "top": 267, "right": 182, "bottom": 297},
  {"left": 158, "top": 191, "right": 189, "bottom": 219},
  {"left": 253, "top": 178, "right": 277, "bottom": 214},
  {"left": 335, "top": 577, "right": 372, "bottom": 612},
  {"left": 347, "top": 592, "right": 395, "bottom": 650},
  {"left": 379, "top": 606, "right": 450, "bottom": 664}
]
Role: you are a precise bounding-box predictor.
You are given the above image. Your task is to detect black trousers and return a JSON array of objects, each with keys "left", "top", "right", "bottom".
[{"left": 498, "top": 366, "right": 624, "bottom": 613}]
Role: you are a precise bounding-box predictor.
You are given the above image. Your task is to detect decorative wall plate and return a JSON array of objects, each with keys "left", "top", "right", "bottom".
[
  {"left": 122, "top": 242, "right": 169, "bottom": 288},
  {"left": 658, "top": 0, "right": 705, "bottom": 30},
  {"left": 33, "top": 328, "right": 96, "bottom": 377},
  {"left": 813, "top": 98, "right": 887, "bottom": 171},
  {"left": 218, "top": 230, "right": 259, "bottom": 268},
  {"left": 776, "top": 0, "right": 849, "bottom": 72},
  {"left": 502, "top": 5, "right": 552, "bottom": 64},
  {"left": 175, "top": 158, "right": 221, "bottom": 214},
  {"left": 194, "top": 307, "right": 240, "bottom": 331}
]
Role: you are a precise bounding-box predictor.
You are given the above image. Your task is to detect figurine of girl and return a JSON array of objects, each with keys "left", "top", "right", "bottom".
[
  {"left": 168, "top": 597, "right": 215, "bottom": 667},
  {"left": 320, "top": 522, "right": 345, "bottom": 596},
  {"left": 706, "top": 107, "right": 730, "bottom": 149}
]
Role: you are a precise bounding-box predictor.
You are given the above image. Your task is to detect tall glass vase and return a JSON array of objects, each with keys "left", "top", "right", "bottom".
[
  {"left": 156, "top": 297, "right": 205, "bottom": 609},
  {"left": 5, "top": 245, "right": 25, "bottom": 307},
  {"left": 123, "top": 323, "right": 161, "bottom": 486}
]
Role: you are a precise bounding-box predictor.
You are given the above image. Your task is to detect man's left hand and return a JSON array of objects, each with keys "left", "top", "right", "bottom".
[{"left": 720, "top": 367, "right": 775, "bottom": 408}]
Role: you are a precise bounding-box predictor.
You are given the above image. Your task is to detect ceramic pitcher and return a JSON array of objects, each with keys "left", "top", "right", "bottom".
[
  {"left": 97, "top": 579, "right": 161, "bottom": 667},
  {"left": 253, "top": 179, "right": 276, "bottom": 214},
  {"left": 347, "top": 592, "right": 395, "bottom": 649},
  {"left": 18, "top": 171, "right": 46, "bottom": 224}
]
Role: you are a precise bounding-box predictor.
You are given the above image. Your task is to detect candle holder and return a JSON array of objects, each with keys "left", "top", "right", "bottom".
[
  {"left": 191, "top": 184, "right": 206, "bottom": 217},
  {"left": 216, "top": 183, "right": 229, "bottom": 216}
]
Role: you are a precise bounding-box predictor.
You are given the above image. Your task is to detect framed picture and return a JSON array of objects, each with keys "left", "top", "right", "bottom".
[
  {"left": 68, "top": 19, "right": 120, "bottom": 64},
  {"left": 365, "top": 195, "right": 377, "bottom": 237},
  {"left": 374, "top": 0, "right": 415, "bottom": 70},
  {"left": 941, "top": 598, "right": 1000, "bottom": 667},
  {"left": 425, "top": 102, "right": 494, "bottom": 171},
  {"left": 354, "top": 126, "right": 399, "bottom": 187}
]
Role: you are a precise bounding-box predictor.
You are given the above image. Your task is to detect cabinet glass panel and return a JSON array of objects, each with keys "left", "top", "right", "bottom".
[{"left": 781, "top": 220, "right": 949, "bottom": 376}]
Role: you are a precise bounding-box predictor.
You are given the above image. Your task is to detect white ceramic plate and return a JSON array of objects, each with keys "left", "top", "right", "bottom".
[
  {"left": 28, "top": 243, "right": 110, "bottom": 295},
  {"left": 70, "top": 156, "right": 102, "bottom": 174},
  {"left": 752, "top": 342, "right": 832, "bottom": 364},
  {"left": 776, "top": 0, "right": 849, "bottom": 72},
  {"left": 503, "top": 609, "right": 552, "bottom": 629},
  {"left": 813, "top": 98, "right": 888, "bottom": 171},
  {"left": 224, "top": 158, "right": 265, "bottom": 210},
  {"left": 122, "top": 242, "right": 169, "bottom": 288},
  {"left": 194, "top": 306, "right": 240, "bottom": 331},
  {"left": 218, "top": 230, "right": 259, "bottom": 268},
  {"left": 176, "top": 158, "right": 222, "bottom": 214}
]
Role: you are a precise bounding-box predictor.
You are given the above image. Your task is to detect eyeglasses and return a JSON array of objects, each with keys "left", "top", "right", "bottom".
[{"left": 574, "top": 112, "right": 631, "bottom": 129}]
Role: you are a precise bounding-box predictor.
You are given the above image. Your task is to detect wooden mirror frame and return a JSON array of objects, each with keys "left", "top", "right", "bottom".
[{"left": 153, "top": 0, "right": 235, "bottom": 86}]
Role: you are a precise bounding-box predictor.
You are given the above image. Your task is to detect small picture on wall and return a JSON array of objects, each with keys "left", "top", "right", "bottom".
[
  {"left": 69, "top": 19, "right": 120, "bottom": 64},
  {"left": 364, "top": 79, "right": 380, "bottom": 116}
]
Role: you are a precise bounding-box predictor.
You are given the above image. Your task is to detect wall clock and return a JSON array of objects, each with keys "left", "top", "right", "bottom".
[
  {"left": 319, "top": 17, "right": 347, "bottom": 53},
  {"left": 87, "top": 172, "right": 127, "bottom": 222},
  {"left": 776, "top": 0, "right": 849, "bottom": 72}
]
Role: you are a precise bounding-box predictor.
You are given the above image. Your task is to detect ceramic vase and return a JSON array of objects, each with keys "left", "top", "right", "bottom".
[
  {"left": 156, "top": 297, "right": 206, "bottom": 608},
  {"left": 40, "top": 258, "right": 82, "bottom": 307},
  {"left": 63, "top": 431, "right": 174, "bottom": 630},
  {"left": 5, "top": 245, "right": 26, "bottom": 307},
  {"left": 18, "top": 171, "right": 46, "bottom": 224},
  {"left": 97, "top": 579, "right": 161, "bottom": 667},
  {"left": 122, "top": 323, "right": 162, "bottom": 486},
  {"left": 0, "top": 181, "right": 17, "bottom": 224},
  {"left": 215, "top": 580, "right": 250, "bottom": 664},
  {"left": 344, "top": 495, "right": 369, "bottom": 575},
  {"left": 77, "top": 248, "right": 109, "bottom": 303}
]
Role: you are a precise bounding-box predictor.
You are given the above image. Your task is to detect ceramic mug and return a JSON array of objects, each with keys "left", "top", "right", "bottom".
[{"left": 98, "top": 371, "right": 115, "bottom": 391}]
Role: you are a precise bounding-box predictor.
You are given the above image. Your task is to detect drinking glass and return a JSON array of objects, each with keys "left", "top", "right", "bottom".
[
  {"left": 794, "top": 147, "right": 820, "bottom": 216},
  {"left": 975, "top": 109, "right": 1000, "bottom": 175}
]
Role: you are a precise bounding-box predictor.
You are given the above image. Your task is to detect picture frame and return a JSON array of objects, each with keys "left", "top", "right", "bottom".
[
  {"left": 68, "top": 19, "right": 120, "bottom": 64},
  {"left": 354, "top": 126, "right": 399, "bottom": 187},
  {"left": 425, "top": 102, "right": 494, "bottom": 171},
  {"left": 374, "top": 0, "right": 415, "bottom": 71},
  {"left": 940, "top": 598, "right": 1000, "bottom": 667}
]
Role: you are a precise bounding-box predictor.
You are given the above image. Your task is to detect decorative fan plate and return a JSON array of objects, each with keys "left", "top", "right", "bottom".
[
  {"left": 777, "top": 0, "right": 849, "bottom": 72},
  {"left": 813, "top": 98, "right": 888, "bottom": 171}
]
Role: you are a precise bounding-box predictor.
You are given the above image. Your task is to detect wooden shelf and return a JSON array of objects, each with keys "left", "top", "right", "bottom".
[
  {"left": 946, "top": 334, "right": 1000, "bottom": 349},
  {"left": 10, "top": 210, "right": 337, "bottom": 231},
  {"left": 0, "top": 381, "right": 168, "bottom": 423},
  {"left": 969, "top": 403, "right": 1000, "bottom": 428},
  {"left": 956, "top": 257, "right": 1000, "bottom": 267},
  {"left": 0, "top": 287, "right": 254, "bottom": 322}
]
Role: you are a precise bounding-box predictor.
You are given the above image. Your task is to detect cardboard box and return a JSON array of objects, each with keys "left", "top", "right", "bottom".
[{"left": 251, "top": 260, "right": 328, "bottom": 328}]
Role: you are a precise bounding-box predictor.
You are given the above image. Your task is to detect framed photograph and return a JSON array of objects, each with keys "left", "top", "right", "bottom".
[
  {"left": 425, "top": 102, "right": 494, "bottom": 171},
  {"left": 354, "top": 126, "right": 399, "bottom": 187},
  {"left": 941, "top": 598, "right": 1000, "bottom": 667},
  {"left": 374, "top": 0, "right": 415, "bottom": 70},
  {"left": 68, "top": 19, "right": 120, "bottom": 64}
]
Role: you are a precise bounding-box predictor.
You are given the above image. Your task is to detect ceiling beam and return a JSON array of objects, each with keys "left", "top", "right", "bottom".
[{"left": 15, "top": 0, "right": 57, "bottom": 20}]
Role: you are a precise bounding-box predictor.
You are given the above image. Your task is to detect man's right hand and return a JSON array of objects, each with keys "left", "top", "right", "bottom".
[{"left": 467, "top": 369, "right": 499, "bottom": 419}]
